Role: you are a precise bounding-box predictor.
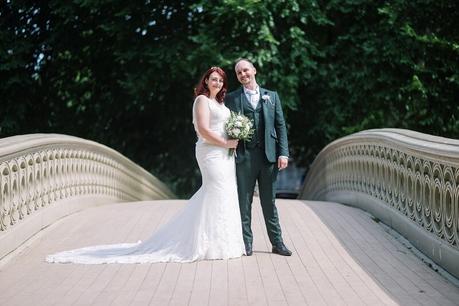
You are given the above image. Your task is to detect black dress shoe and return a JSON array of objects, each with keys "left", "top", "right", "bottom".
[
  {"left": 245, "top": 243, "right": 253, "bottom": 256},
  {"left": 272, "top": 243, "right": 292, "bottom": 256}
]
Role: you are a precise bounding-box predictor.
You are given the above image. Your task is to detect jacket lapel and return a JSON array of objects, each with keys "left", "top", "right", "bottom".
[
  {"left": 238, "top": 87, "right": 246, "bottom": 115},
  {"left": 260, "top": 87, "right": 272, "bottom": 127}
]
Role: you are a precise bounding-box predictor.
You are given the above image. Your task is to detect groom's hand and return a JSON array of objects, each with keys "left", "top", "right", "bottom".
[{"left": 278, "top": 157, "right": 288, "bottom": 170}]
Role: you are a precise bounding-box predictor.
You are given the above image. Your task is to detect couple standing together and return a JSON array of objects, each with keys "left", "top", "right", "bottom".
[{"left": 46, "top": 59, "right": 291, "bottom": 264}]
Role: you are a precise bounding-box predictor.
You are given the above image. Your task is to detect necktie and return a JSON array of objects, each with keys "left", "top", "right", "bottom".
[{"left": 246, "top": 89, "right": 259, "bottom": 109}]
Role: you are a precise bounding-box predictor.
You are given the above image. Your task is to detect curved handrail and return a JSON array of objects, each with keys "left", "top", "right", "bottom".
[
  {"left": 300, "top": 128, "right": 459, "bottom": 279},
  {"left": 0, "top": 134, "right": 174, "bottom": 259}
]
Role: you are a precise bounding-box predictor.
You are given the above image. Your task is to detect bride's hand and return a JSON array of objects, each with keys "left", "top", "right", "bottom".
[{"left": 225, "top": 139, "right": 239, "bottom": 149}]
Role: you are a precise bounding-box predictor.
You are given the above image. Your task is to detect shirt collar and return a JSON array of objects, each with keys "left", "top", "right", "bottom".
[{"left": 243, "top": 85, "right": 259, "bottom": 95}]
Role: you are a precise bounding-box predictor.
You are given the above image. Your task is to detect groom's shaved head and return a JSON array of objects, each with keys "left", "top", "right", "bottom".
[{"left": 235, "top": 58, "right": 255, "bottom": 70}]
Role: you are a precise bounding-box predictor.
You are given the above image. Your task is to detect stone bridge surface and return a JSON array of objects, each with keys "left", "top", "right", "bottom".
[{"left": 1, "top": 198, "right": 458, "bottom": 306}]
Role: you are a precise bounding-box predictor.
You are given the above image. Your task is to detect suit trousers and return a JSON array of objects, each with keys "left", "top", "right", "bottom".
[{"left": 236, "top": 147, "right": 283, "bottom": 246}]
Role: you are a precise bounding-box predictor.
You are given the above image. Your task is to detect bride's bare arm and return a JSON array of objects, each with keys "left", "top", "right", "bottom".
[{"left": 194, "top": 96, "right": 238, "bottom": 149}]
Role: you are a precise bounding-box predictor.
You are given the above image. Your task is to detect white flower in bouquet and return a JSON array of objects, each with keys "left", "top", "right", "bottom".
[
  {"left": 225, "top": 111, "right": 255, "bottom": 156},
  {"left": 232, "top": 128, "right": 241, "bottom": 136}
]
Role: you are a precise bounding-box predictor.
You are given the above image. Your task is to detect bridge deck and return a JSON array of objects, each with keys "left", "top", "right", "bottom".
[{"left": 1, "top": 199, "right": 458, "bottom": 306}]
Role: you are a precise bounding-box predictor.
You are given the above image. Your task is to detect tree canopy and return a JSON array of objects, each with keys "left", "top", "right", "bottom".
[{"left": 2, "top": 0, "right": 458, "bottom": 196}]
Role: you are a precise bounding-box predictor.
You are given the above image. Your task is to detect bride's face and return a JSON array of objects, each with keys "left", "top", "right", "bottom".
[{"left": 206, "top": 72, "right": 224, "bottom": 96}]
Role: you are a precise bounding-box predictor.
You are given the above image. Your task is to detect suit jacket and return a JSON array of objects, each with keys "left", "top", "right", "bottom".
[{"left": 225, "top": 86, "right": 289, "bottom": 163}]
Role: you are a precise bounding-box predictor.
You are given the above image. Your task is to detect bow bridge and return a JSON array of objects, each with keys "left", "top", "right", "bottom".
[{"left": 1, "top": 131, "right": 458, "bottom": 305}]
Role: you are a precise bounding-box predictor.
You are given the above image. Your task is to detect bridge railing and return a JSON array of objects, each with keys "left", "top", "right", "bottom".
[
  {"left": 0, "top": 134, "right": 174, "bottom": 260},
  {"left": 300, "top": 128, "right": 459, "bottom": 279}
]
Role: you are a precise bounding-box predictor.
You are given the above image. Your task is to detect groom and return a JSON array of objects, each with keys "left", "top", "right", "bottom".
[{"left": 225, "top": 59, "right": 292, "bottom": 256}]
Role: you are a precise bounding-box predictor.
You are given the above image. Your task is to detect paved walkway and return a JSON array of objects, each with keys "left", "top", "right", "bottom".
[{"left": 1, "top": 199, "right": 458, "bottom": 306}]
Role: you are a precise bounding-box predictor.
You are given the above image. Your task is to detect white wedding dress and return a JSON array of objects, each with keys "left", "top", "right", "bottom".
[{"left": 46, "top": 97, "right": 245, "bottom": 264}]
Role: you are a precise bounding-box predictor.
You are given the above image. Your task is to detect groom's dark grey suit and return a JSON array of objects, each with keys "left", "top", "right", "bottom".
[{"left": 225, "top": 86, "right": 289, "bottom": 248}]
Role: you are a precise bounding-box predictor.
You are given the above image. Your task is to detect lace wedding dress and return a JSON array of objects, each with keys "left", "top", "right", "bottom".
[{"left": 46, "top": 97, "right": 245, "bottom": 264}]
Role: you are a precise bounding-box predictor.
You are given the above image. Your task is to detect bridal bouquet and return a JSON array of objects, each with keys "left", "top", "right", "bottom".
[{"left": 225, "top": 111, "right": 254, "bottom": 156}]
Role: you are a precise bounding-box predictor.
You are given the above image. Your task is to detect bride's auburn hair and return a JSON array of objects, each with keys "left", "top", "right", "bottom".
[{"left": 194, "top": 66, "right": 227, "bottom": 103}]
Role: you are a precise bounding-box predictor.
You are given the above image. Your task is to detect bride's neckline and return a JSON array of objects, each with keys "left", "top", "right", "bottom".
[{"left": 207, "top": 96, "right": 224, "bottom": 106}]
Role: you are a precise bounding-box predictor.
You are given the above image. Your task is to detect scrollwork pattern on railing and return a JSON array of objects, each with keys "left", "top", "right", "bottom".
[
  {"left": 301, "top": 129, "right": 459, "bottom": 251},
  {"left": 0, "top": 134, "right": 175, "bottom": 232}
]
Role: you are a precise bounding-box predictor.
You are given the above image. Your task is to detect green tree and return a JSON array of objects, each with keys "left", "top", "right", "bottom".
[{"left": 2, "top": 0, "right": 458, "bottom": 196}]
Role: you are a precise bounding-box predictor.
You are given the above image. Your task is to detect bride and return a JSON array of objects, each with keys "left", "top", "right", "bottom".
[{"left": 46, "top": 67, "right": 246, "bottom": 264}]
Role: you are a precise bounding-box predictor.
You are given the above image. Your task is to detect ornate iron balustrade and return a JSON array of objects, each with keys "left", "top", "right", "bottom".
[
  {"left": 300, "top": 129, "right": 459, "bottom": 279},
  {"left": 0, "top": 134, "right": 174, "bottom": 259}
]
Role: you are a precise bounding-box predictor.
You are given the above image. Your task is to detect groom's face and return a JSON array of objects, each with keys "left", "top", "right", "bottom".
[{"left": 235, "top": 60, "right": 256, "bottom": 86}]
